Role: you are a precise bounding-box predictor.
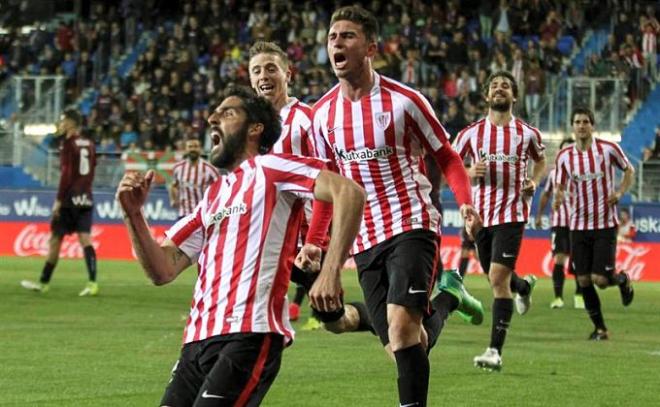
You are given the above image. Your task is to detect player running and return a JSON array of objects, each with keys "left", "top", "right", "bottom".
[
  {"left": 553, "top": 107, "right": 635, "bottom": 341},
  {"left": 454, "top": 71, "right": 547, "bottom": 371}
]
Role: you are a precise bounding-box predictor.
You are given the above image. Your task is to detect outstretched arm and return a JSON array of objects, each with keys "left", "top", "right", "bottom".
[
  {"left": 432, "top": 146, "right": 482, "bottom": 237},
  {"left": 116, "top": 170, "right": 191, "bottom": 285}
]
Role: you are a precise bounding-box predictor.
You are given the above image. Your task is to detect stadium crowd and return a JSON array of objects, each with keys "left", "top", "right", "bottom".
[{"left": 0, "top": 0, "right": 657, "bottom": 152}]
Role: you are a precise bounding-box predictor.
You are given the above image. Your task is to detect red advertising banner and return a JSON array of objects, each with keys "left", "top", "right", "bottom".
[{"left": 2, "top": 221, "right": 660, "bottom": 282}]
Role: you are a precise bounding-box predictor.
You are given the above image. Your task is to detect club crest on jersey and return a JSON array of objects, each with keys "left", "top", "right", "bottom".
[
  {"left": 375, "top": 112, "right": 391, "bottom": 130},
  {"left": 208, "top": 203, "right": 247, "bottom": 225},
  {"left": 333, "top": 145, "right": 394, "bottom": 163}
]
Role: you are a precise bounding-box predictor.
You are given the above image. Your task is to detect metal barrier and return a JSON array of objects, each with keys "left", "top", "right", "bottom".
[
  {"left": 639, "top": 159, "right": 660, "bottom": 202},
  {"left": 9, "top": 75, "right": 65, "bottom": 125},
  {"left": 533, "top": 76, "right": 626, "bottom": 135}
]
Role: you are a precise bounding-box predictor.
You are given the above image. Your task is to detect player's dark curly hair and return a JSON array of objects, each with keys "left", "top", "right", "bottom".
[
  {"left": 221, "top": 86, "right": 281, "bottom": 154},
  {"left": 62, "top": 108, "right": 82, "bottom": 126},
  {"left": 571, "top": 106, "right": 595, "bottom": 125},
  {"left": 483, "top": 70, "right": 518, "bottom": 99},
  {"left": 330, "top": 5, "right": 379, "bottom": 42}
]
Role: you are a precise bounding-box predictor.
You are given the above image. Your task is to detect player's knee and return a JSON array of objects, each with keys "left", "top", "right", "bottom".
[
  {"left": 78, "top": 233, "right": 92, "bottom": 247},
  {"left": 577, "top": 275, "right": 592, "bottom": 287},
  {"left": 592, "top": 275, "right": 609, "bottom": 289},
  {"left": 387, "top": 311, "right": 422, "bottom": 349},
  {"left": 554, "top": 253, "right": 567, "bottom": 264}
]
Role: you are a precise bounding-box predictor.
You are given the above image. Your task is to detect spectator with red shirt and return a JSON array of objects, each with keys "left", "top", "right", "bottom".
[{"left": 617, "top": 208, "right": 637, "bottom": 243}]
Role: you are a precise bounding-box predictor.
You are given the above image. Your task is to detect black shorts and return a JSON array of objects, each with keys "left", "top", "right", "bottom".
[
  {"left": 461, "top": 227, "right": 476, "bottom": 250},
  {"left": 354, "top": 229, "right": 439, "bottom": 346},
  {"left": 161, "top": 333, "right": 284, "bottom": 407},
  {"left": 474, "top": 222, "right": 525, "bottom": 272},
  {"left": 51, "top": 206, "right": 93, "bottom": 236},
  {"left": 551, "top": 226, "right": 570, "bottom": 255},
  {"left": 570, "top": 228, "right": 617, "bottom": 277}
]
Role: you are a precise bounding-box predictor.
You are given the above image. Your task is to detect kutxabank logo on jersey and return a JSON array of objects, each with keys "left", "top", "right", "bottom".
[
  {"left": 571, "top": 172, "right": 604, "bottom": 182},
  {"left": 478, "top": 149, "right": 519, "bottom": 163},
  {"left": 332, "top": 144, "right": 394, "bottom": 163},
  {"left": 208, "top": 203, "right": 247, "bottom": 225}
]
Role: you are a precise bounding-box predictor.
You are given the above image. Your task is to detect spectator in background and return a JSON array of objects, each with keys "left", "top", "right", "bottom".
[
  {"left": 493, "top": 0, "right": 513, "bottom": 38},
  {"left": 119, "top": 122, "right": 139, "bottom": 150},
  {"left": 586, "top": 53, "right": 609, "bottom": 77},
  {"left": 98, "top": 135, "right": 119, "bottom": 154},
  {"left": 539, "top": 10, "right": 562, "bottom": 43},
  {"left": 641, "top": 17, "right": 659, "bottom": 80},
  {"left": 479, "top": 0, "right": 494, "bottom": 40},
  {"left": 511, "top": 47, "right": 526, "bottom": 116},
  {"left": 617, "top": 208, "right": 637, "bottom": 243},
  {"left": 400, "top": 49, "right": 421, "bottom": 86},
  {"left": 442, "top": 100, "right": 467, "bottom": 143},
  {"left": 643, "top": 126, "right": 660, "bottom": 161},
  {"left": 525, "top": 61, "right": 545, "bottom": 116}
]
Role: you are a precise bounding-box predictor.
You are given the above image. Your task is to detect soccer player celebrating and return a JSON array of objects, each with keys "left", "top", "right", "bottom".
[
  {"left": 535, "top": 139, "right": 583, "bottom": 309},
  {"left": 553, "top": 107, "right": 635, "bottom": 341},
  {"left": 304, "top": 6, "right": 480, "bottom": 406},
  {"left": 116, "top": 87, "right": 365, "bottom": 406},
  {"left": 21, "top": 109, "right": 99, "bottom": 296},
  {"left": 248, "top": 40, "right": 375, "bottom": 333},
  {"left": 454, "top": 71, "right": 547, "bottom": 371},
  {"left": 169, "top": 135, "right": 221, "bottom": 218}
]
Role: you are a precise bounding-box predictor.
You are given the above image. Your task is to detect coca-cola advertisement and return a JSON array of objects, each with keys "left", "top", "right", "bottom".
[{"left": 2, "top": 189, "right": 660, "bottom": 281}]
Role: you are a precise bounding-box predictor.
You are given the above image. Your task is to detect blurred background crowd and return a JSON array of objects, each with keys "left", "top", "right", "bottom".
[{"left": 0, "top": 0, "right": 658, "bottom": 153}]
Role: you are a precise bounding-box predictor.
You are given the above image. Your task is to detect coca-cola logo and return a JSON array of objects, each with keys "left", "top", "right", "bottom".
[
  {"left": 13, "top": 224, "right": 102, "bottom": 258},
  {"left": 540, "top": 243, "right": 649, "bottom": 281},
  {"left": 616, "top": 243, "right": 650, "bottom": 281}
]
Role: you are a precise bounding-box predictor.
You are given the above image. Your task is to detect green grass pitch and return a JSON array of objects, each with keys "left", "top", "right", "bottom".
[{"left": 1, "top": 256, "right": 659, "bottom": 406}]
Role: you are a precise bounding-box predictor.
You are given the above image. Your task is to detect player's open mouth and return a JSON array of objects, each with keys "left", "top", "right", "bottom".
[
  {"left": 210, "top": 128, "right": 222, "bottom": 146},
  {"left": 334, "top": 53, "right": 347, "bottom": 69},
  {"left": 259, "top": 83, "right": 275, "bottom": 93}
]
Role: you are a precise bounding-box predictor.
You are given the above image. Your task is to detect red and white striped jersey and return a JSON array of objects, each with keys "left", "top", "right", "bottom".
[
  {"left": 271, "top": 98, "right": 315, "bottom": 156},
  {"left": 642, "top": 25, "right": 657, "bottom": 55},
  {"left": 172, "top": 158, "right": 221, "bottom": 217},
  {"left": 165, "top": 154, "right": 327, "bottom": 344},
  {"left": 542, "top": 168, "right": 569, "bottom": 228},
  {"left": 311, "top": 73, "right": 448, "bottom": 254},
  {"left": 453, "top": 116, "right": 545, "bottom": 227},
  {"left": 272, "top": 98, "right": 316, "bottom": 242},
  {"left": 554, "top": 138, "right": 630, "bottom": 230}
]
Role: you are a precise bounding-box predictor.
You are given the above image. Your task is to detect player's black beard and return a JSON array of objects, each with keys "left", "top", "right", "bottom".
[
  {"left": 211, "top": 124, "right": 248, "bottom": 170},
  {"left": 187, "top": 152, "right": 200, "bottom": 161},
  {"left": 490, "top": 100, "right": 511, "bottom": 112}
]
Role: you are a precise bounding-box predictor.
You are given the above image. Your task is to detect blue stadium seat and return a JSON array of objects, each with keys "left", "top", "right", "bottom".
[{"left": 557, "top": 36, "right": 575, "bottom": 56}]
